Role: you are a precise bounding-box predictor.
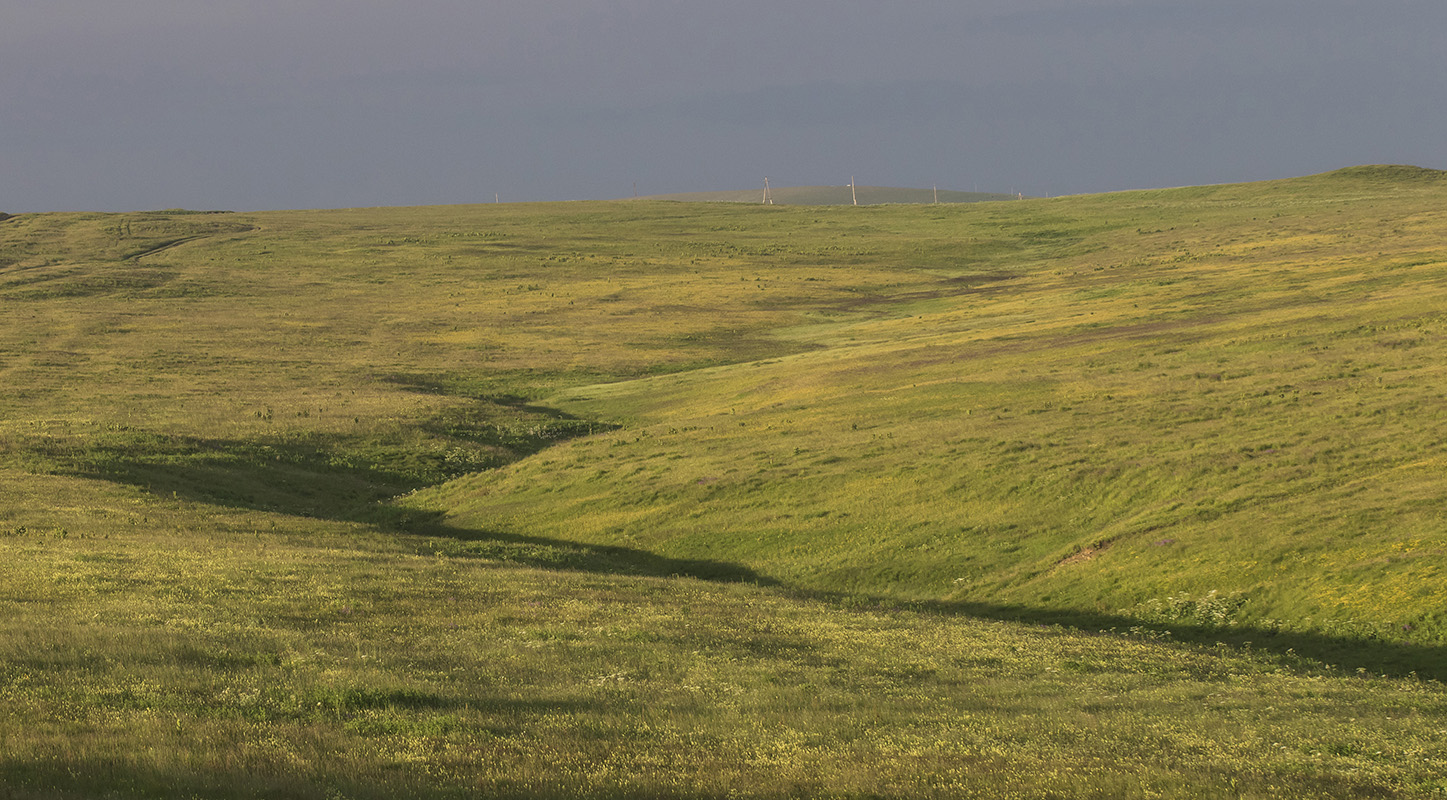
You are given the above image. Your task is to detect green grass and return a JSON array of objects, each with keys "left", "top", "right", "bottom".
[
  {"left": 412, "top": 166, "right": 1447, "bottom": 646},
  {"left": 3, "top": 494, "right": 1446, "bottom": 798},
  {"left": 4, "top": 165, "right": 1447, "bottom": 797}
]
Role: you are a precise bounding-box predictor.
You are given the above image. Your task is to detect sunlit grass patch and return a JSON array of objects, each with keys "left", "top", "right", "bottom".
[{"left": 3, "top": 519, "right": 1446, "bottom": 798}]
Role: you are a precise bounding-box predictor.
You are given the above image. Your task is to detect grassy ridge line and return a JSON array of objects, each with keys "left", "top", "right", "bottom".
[
  {"left": 410, "top": 166, "right": 1447, "bottom": 641},
  {"left": 637, "top": 185, "right": 1019, "bottom": 205}
]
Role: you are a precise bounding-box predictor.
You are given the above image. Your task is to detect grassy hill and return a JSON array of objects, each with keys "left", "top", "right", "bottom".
[
  {"left": 637, "top": 185, "right": 1019, "bottom": 204},
  {"left": 417, "top": 165, "right": 1447, "bottom": 641},
  {"left": 4, "top": 166, "right": 1447, "bottom": 797}
]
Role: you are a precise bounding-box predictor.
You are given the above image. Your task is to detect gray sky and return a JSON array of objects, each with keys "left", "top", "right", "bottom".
[{"left": 4, "top": 1, "right": 1445, "bottom": 211}]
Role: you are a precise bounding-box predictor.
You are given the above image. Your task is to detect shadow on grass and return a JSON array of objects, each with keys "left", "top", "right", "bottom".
[
  {"left": 38, "top": 428, "right": 773, "bottom": 588},
  {"left": 0, "top": 760, "right": 337, "bottom": 800},
  {"left": 383, "top": 371, "right": 605, "bottom": 423},
  {"left": 24, "top": 421, "right": 1437, "bottom": 680},
  {"left": 808, "top": 591, "right": 1447, "bottom": 683},
  {"left": 408, "top": 517, "right": 777, "bottom": 586},
  {"left": 41, "top": 432, "right": 429, "bottom": 524},
  {"left": 0, "top": 759, "right": 746, "bottom": 800}
]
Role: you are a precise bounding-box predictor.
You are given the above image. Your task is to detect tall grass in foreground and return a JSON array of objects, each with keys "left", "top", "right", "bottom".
[{"left": 2, "top": 489, "right": 1445, "bottom": 798}]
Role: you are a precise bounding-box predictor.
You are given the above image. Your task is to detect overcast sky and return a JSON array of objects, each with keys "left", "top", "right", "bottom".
[{"left": 4, "top": 1, "right": 1445, "bottom": 211}]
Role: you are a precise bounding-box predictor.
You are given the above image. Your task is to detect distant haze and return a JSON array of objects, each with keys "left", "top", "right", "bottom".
[{"left": 3, "top": 1, "right": 1445, "bottom": 212}]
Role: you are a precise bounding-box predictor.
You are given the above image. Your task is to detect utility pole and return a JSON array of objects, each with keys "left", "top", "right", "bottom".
[{"left": 850, "top": 176, "right": 858, "bottom": 206}]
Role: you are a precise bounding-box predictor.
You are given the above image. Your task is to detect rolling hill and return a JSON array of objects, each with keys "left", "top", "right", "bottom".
[
  {"left": 3, "top": 165, "right": 1447, "bottom": 797},
  {"left": 412, "top": 165, "right": 1447, "bottom": 642}
]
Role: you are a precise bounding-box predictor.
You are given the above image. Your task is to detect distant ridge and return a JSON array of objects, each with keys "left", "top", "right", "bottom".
[
  {"left": 635, "top": 186, "right": 1020, "bottom": 205},
  {"left": 1318, "top": 164, "right": 1447, "bottom": 181}
]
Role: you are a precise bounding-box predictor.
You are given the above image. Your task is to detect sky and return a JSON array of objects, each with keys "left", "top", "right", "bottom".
[{"left": 3, "top": 1, "right": 1445, "bottom": 212}]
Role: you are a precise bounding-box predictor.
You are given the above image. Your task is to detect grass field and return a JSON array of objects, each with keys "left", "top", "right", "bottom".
[{"left": 3, "top": 166, "right": 1447, "bottom": 797}]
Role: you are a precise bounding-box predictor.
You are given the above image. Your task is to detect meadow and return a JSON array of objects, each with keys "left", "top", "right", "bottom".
[{"left": 2, "top": 166, "right": 1446, "bottom": 797}]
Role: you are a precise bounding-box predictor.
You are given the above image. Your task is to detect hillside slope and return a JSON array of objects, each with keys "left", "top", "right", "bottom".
[
  {"left": 3, "top": 166, "right": 1446, "bottom": 644},
  {"left": 409, "top": 165, "right": 1447, "bottom": 640}
]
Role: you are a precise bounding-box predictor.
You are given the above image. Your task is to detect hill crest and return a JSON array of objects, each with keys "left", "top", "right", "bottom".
[
  {"left": 1317, "top": 164, "right": 1447, "bottom": 182},
  {"left": 634, "top": 185, "right": 1019, "bottom": 205}
]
